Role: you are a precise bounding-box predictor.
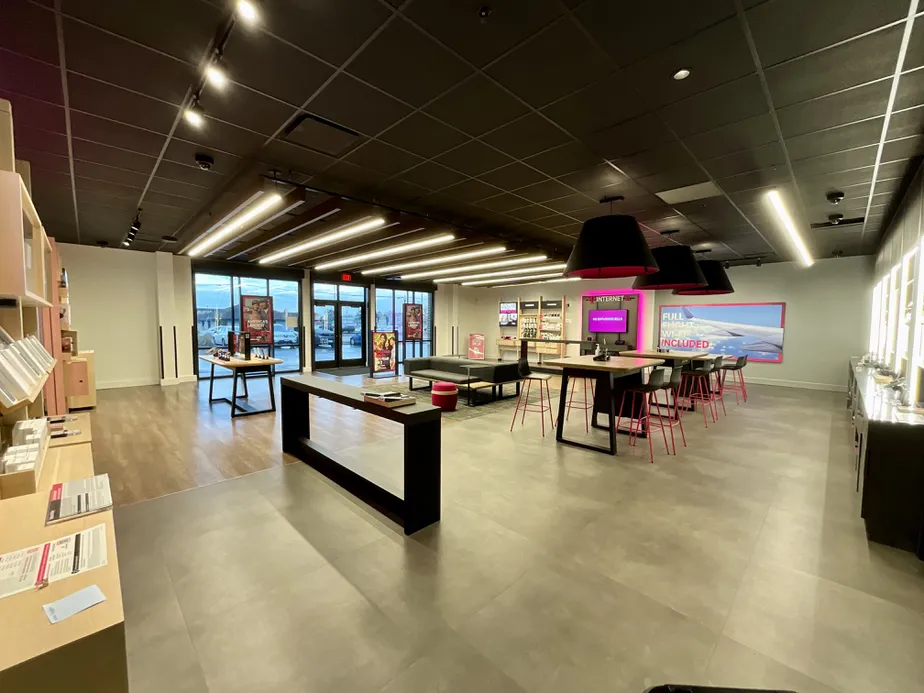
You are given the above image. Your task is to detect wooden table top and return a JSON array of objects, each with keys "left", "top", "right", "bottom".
[
  {"left": 49, "top": 411, "right": 92, "bottom": 448},
  {"left": 199, "top": 354, "right": 283, "bottom": 368},
  {"left": 0, "top": 444, "right": 123, "bottom": 673},
  {"left": 542, "top": 354, "right": 665, "bottom": 372},
  {"left": 620, "top": 350, "right": 710, "bottom": 361}
]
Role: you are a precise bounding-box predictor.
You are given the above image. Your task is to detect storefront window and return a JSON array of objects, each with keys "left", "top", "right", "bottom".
[
  {"left": 313, "top": 283, "right": 338, "bottom": 300},
  {"left": 339, "top": 284, "right": 365, "bottom": 302},
  {"left": 195, "top": 274, "right": 233, "bottom": 349},
  {"left": 375, "top": 287, "right": 394, "bottom": 331}
]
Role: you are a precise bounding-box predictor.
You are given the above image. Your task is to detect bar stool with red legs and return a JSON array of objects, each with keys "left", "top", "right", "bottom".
[
  {"left": 720, "top": 355, "right": 748, "bottom": 404},
  {"left": 615, "top": 368, "right": 671, "bottom": 463},
  {"left": 681, "top": 357, "right": 724, "bottom": 427},
  {"left": 653, "top": 367, "right": 686, "bottom": 453},
  {"left": 509, "top": 357, "right": 555, "bottom": 437},
  {"left": 565, "top": 376, "right": 595, "bottom": 432}
]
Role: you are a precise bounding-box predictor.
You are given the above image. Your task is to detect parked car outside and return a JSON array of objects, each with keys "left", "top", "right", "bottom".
[
  {"left": 313, "top": 327, "right": 333, "bottom": 347},
  {"left": 275, "top": 329, "right": 298, "bottom": 345}
]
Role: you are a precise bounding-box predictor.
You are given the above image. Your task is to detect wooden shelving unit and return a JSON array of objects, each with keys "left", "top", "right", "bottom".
[{"left": 496, "top": 296, "right": 567, "bottom": 361}]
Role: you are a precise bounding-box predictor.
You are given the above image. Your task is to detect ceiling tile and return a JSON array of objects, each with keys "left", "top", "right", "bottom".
[
  {"left": 0, "top": 90, "right": 65, "bottom": 133},
  {"left": 70, "top": 110, "right": 167, "bottom": 157},
  {"left": 574, "top": 0, "right": 737, "bottom": 67},
  {"left": 62, "top": 0, "right": 221, "bottom": 64},
  {"left": 323, "top": 160, "right": 385, "bottom": 188},
  {"left": 587, "top": 114, "right": 675, "bottom": 159},
  {"left": 434, "top": 140, "right": 514, "bottom": 177},
  {"left": 540, "top": 71, "right": 653, "bottom": 136},
  {"left": 0, "top": 0, "right": 59, "bottom": 64},
  {"left": 346, "top": 17, "right": 472, "bottom": 107},
  {"left": 513, "top": 179, "right": 574, "bottom": 203},
  {"left": 701, "top": 142, "right": 787, "bottom": 179},
  {"left": 222, "top": 31, "right": 334, "bottom": 107},
  {"left": 523, "top": 141, "right": 603, "bottom": 178},
  {"left": 152, "top": 159, "right": 225, "bottom": 188},
  {"left": 198, "top": 85, "right": 294, "bottom": 136},
  {"left": 14, "top": 124, "right": 69, "bottom": 156},
  {"left": 398, "top": 161, "right": 467, "bottom": 190},
  {"left": 508, "top": 204, "right": 555, "bottom": 221},
  {"left": 475, "top": 192, "right": 533, "bottom": 213},
  {"left": 479, "top": 113, "right": 571, "bottom": 159},
  {"left": 623, "top": 19, "right": 754, "bottom": 110},
  {"left": 557, "top": 164, "right": 627, "bottom": 194},
  {"left": 66, "top": 74, "right": 178, "bottom": 133},
  {"left": 486, "top": 18, "right": 611, "bottom": 108},
  {"left": 173, "top": 115, "right": 266, "bottom": 157},
  {"left": 746, "top": 0, "right": 908, "bottom": 67},
  {"left": 370, "top": 178, "right": 430, "bottom": 203},
  {"left": 886, "top": 105, "right": 924, "bottom": 140},
  {"left": 16, "top": 147, "right": 70, "bottom": 174},
  {"left": 425, "top": 75, "right": 529, "bottom": 136},
  {"left": 542, "top": 192, "right": 596, "bottom": 213},
  {"left": 683, "top": 114, "right": 778, "bottom": 160},
  {"left": 895, "top": 66, "right": 924, "bottom": 111},
  {"left": 533, "top": 213, "right": 573, "bottom": 229},
  {"left": 442, "top": 178, "right": 503, "bottom": 203},
  {"left": 145, "top": 176, "right": 213, "bottom": 201},
  {"left": 477, "top": 162, "right": 546, "bottom": 190},
  {"left": 611, "top": 142, "right": 699, "bottom": 179},
  {"left": 795, "top": 166, "right": 875, "bottom": 194},
  {"left": 0, "top": 51, "right": 64, "bottom": 104},
  {"left": 790, "top": 145, "right": 878, "bottom": 178},
  {"left": 765, "top": 25, "right": 903, "bottom": 108},
  {"left": 342, "top": 139, "right": 424, "bottom": 176},
  {"left": 309, "top": 73, "right": 411, "bottom": 136},
  {"left": 775, "top": 79, "right": 891, "bottom": 137},
  {"left": 880, "top": 135, "right": 924, "bottom": 163},
  {"left": 405, "top": 0, "right": 563, "bottom": 67},
  {"left": 62, "top": 18, "right": 196, "bottom": 105},
  {"left": 785, "top": 118, "right": 884, "bottom": 161},
  {"left": 718, "top": 166, "right": 791, "bottom": 193},
  {"left": 377, "top": 112, "right": 470, "bottom": 159},
  {"left": 636, "top": 167, "right": 709, "bottom": 193},
  {"left": 659, "top": 74, "right": 768, "bottom": 138},
  {"left": 261, "top": 0, "right": 391, "bottom": 67}
]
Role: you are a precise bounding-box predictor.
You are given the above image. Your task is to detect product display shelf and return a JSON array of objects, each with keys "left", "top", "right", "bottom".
[
  {"left": 0, "top": 170, "right": 52, "bottom": 308},
  {"left": 0, "top": 368, "right": 52, "bottom": 415},
  {"left": 0, "top": 427, "right": 49, "bottom": 500}
]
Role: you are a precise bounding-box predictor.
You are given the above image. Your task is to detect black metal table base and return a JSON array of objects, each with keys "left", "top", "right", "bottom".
[{"left": 207, "top": 362, "right": 277, "bottom": 418}]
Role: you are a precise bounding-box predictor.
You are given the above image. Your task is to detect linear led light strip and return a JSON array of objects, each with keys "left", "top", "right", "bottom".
[
  {"left": 314, "top": 234, "right": 455, "bottom": 270},
  {"left": 766, "top": 190, "right": 813, "bottom": 267},
  {"left": 492, "top": 277, "right": 582, "bottom": 288},
  {"left": 462, "top": 272, "right": 564, "bottom": 286},
  {"left": 362, "top": 246, "right": 506, "bottom": 275},
  {"left": 229, "top": 207, "right": 341, "bottom": 259},
  {"left": 258, "top": 217, "right": 386, "bottom": 264},
  {"left": 401, "top": 254, "right": 549, "bottom": 280},
  {"left": 187, "top": 192, "right": 283, "bottom": 257},
  {"left": 433, "top": 263, "right": 567, "bottom": 283}
]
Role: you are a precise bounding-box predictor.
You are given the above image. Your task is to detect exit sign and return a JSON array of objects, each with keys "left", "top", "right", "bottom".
[{"left": 340, "top": 273, "right": 352, "bottom": 282}]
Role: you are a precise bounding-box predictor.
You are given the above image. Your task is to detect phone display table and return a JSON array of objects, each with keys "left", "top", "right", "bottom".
[{"left": 199, "top": 355, "right": 282, "bottom": 419}]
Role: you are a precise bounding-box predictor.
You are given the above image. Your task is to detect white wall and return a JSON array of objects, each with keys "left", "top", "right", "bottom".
[
  {"left": 653, "top": 256, "right": 872, "bottom": 391},
  {"left": 58, "top": 243, "right": 161, "bottom": 389}
]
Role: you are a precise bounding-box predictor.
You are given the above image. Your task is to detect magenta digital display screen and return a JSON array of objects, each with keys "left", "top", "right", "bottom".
[{"left": 588, "top": 309, "right": 628, "bottom": 333}]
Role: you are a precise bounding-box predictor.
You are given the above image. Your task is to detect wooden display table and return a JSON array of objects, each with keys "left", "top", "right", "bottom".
[
  {"left": 620, "top": 349, "right": 709, "bottom": 365},
  {"left": 543, "top": 355, "right": 664, "bottom": 455},
  {"left": 281, "top": 374, "right": 441, "bottom": 534},
  {"left": 0, "top": 443, "right": 127, "bottom": 692},
  {"left": 48, "top": 411, "right": 92, "bottom": 448},
  {"left": 199, "top": 354, "right": 283, "bottom": 419}
]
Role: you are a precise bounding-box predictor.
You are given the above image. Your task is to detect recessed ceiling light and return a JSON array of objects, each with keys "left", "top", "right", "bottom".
[
  {"left": 184, "top": 101, "right": 205, "bottom": 127},
  {"left": 258, "top": 217, "right": 387, "bottom": 265},
  {"left": 434, "top": 263, "right": 567, "bottom": 283},
  {"left": 362, "top": 246, "right": 506, "bottom": 275},
  {"left": 205, "top": 63, "right": 228, "bottom": 90},
  {"left": 161, "top": 235, "right": 179, "bottom": 243},
  {"left": 400, "top": 254, "right": 549, "bottom": 280},
  {"left": 672, "top": 68, "right": 691, "bottom": 81},
  {"left": 314, "top": 234, "right": 455, "bottom": 271},
  {"left": 188, "top": 193, "right": 282, "bottom": 257},
  {"left": 236, "top": 0, "right": 258, "bottom": 23}
]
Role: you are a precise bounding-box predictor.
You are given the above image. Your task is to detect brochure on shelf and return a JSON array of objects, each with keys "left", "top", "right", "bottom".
[
  {"left": 0, "top": 523, "right": 108, "bottom": 601},
  {"left": 46, "top": 474, "right": 113, "bottom": 525}
]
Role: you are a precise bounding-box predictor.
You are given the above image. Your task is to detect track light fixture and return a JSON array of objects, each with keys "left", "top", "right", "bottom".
[
  {"left": 205, "top": 59, "right": 228, "bottom": 90},
  {"left": 236, "top": 0, "right": 259, "bottom": 23},
  {"left": 131, "top": 209, "right": 141, "bottom": 232},
  {"left": 184, "top": 99, "right": 205, "bottom": 128}
]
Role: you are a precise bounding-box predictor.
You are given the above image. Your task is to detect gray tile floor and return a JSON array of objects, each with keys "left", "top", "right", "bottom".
[{"left": 115, "top": 385, "right": 924, "bottom": 693}]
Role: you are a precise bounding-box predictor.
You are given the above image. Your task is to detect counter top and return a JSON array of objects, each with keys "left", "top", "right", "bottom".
[
  {"left": 542, "top": 354, "right": 664, "bottom": 372},
  {"left": 851, "top": 361, "right": 920, "bottom": 425},
  {"left": 281, "top": 374, "right": 441, "bottom": 423}
]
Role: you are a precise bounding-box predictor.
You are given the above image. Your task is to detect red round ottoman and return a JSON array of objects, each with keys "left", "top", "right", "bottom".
[{"left": 431, "top": 381, "right": 458, "bottom": 411}]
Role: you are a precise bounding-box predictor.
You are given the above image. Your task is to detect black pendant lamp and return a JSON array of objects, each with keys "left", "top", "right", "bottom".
[
  {"left": 672, "top": 260, "right": 734, "bottom": 295},
  {"left": 565, "top": 213, "right": 659, "bottom": 279},
  {"left": 633, "top": 245, "right": 707, "bottom": 290}
]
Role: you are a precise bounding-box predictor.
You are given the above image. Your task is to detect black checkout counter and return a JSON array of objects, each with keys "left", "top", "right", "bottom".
[{"left": 848, "top": 357, "right": 924, "bottom": 559}]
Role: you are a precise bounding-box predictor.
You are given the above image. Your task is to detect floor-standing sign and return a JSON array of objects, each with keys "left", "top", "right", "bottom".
[
  {"left": 468, "top": 333, "right": 485, "bottom": 360},
  {"left": 404, "top": 303, "right": 423, "bottom": 361},
  {"left": 370, "top": 331, "right": 398, "bottom": 377}
]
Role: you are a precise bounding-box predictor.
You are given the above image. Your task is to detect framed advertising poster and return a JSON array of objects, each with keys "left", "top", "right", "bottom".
[
  {"left": 371, "top": 331, "right": 398, "bottom": 374},
  {"left": 659, "top": 302, "right": 786, "bottom": 363},
  {"left": 468, "top": 333, "right": 485, "bottom": 360},
  {"left": 404, "top": 303, "right": 423, "bottom": 340},
  {"left": 241, "top": 295, "right": 274, "bottom": 345}
]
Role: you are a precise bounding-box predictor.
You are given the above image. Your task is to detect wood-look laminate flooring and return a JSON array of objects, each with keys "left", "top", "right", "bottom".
[{"left": 89, "top": 372, "right": 431, "bottom": 506}]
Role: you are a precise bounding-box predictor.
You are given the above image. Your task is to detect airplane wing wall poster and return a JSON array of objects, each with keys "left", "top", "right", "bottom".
[{"left": 658, "top": 303, "right": 786, "bottom": 363}]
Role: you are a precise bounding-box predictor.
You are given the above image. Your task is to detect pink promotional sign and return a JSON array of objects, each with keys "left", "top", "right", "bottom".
[
  {"left": 468, "top": 333, "right": 485, "bottom": 360},
  {"left": 659, "top": 302, "right": 786, "bottom": 363}
]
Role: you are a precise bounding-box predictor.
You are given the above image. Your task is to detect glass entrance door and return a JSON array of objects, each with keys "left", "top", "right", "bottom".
[
  {"left": 312, "top": 302, "right": 337, "bottom": 368},
  {"left": 339, "top": 303, "right": 365, "bottom": 366}
]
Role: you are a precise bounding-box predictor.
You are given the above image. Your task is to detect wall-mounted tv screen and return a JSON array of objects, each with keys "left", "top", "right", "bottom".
[
  {"left": 588, "top": 309, "right": 627, "bottom": 333},
  {"left": 499, "top": 302, "right": 518, "bottom": 327}
]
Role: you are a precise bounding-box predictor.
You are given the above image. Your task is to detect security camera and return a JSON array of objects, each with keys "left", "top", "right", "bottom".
[
  {"left": 194, "top": 153, "right": 214, "bottom": 171},
  {"left": 724, "top": 261, "right": 730, "bottom": 270},
  {"left": 478, "top": 6, "right": 492, "bottom": 20},
  {"left": 826, "top": 191, "right": 845, "bottom": 205}
]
